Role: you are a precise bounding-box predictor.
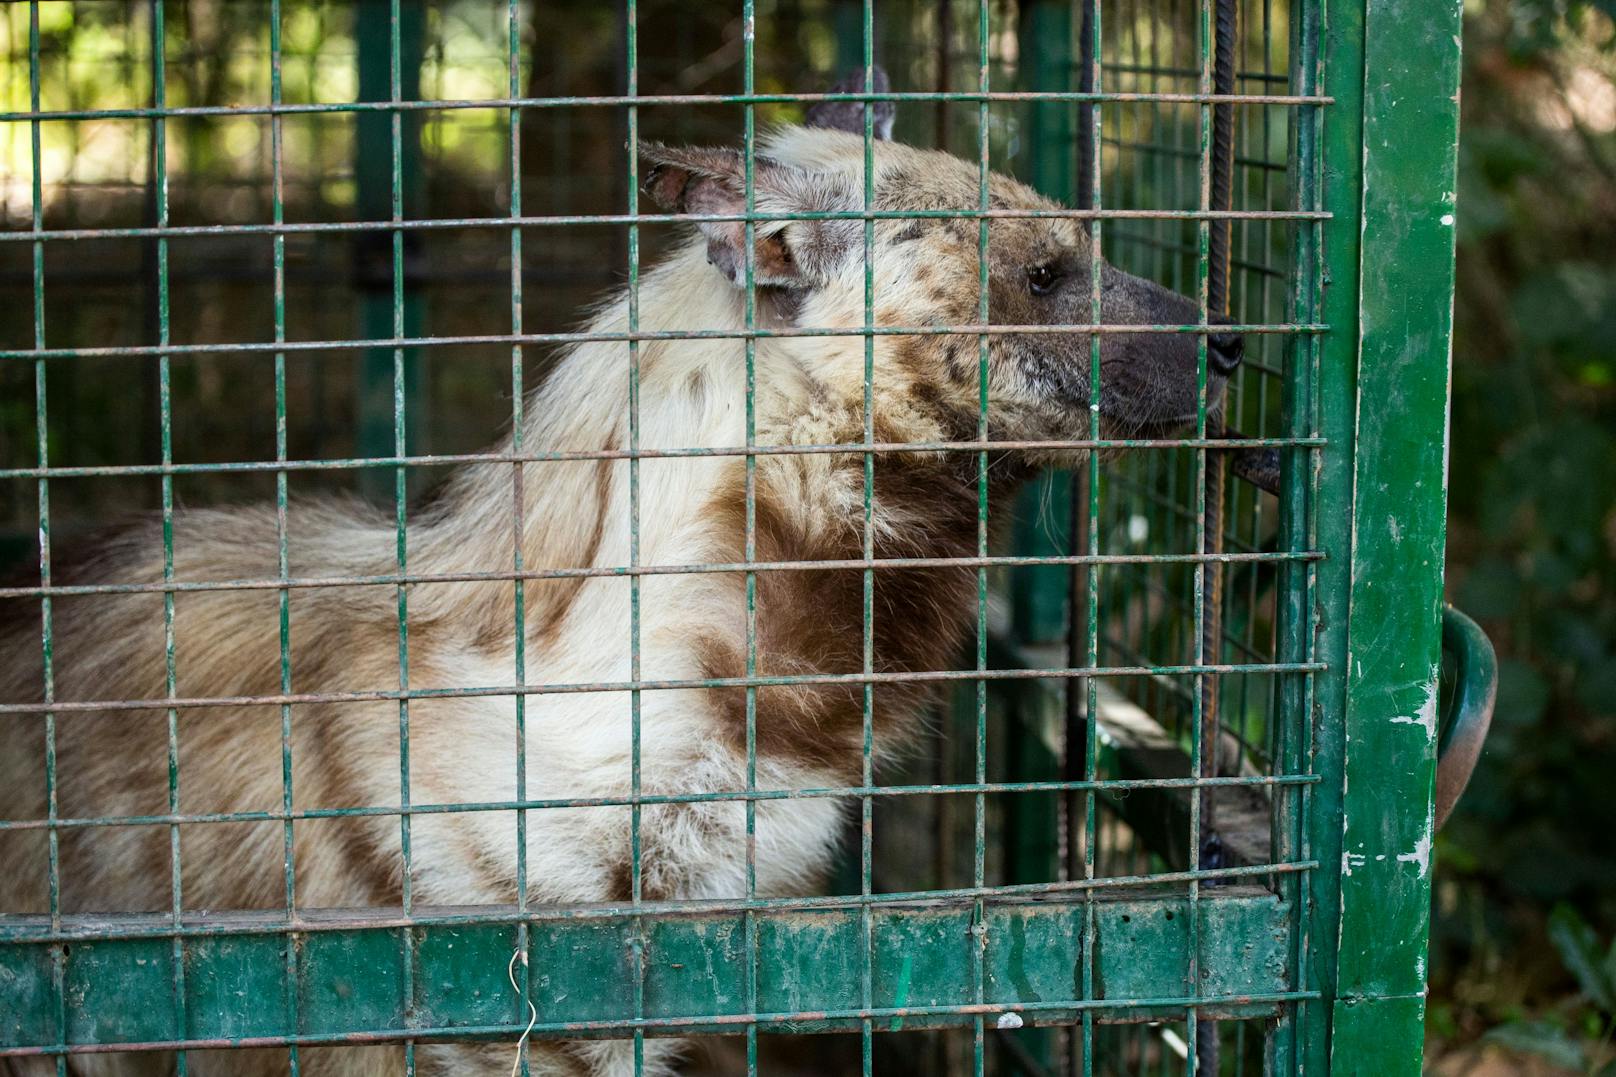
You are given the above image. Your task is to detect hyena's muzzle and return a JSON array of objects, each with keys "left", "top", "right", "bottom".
[{"left": 1017, "top": 260, "right": 1244, "bottom": 434}]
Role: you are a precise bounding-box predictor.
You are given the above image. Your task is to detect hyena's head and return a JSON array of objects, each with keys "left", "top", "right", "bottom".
[{"left": 642, "top": 71, "right": 1239, "bottom": 452}]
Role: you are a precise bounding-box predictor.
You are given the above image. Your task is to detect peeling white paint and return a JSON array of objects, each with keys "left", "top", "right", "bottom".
[
  {"left": 1397, "top": 827, "right": 1433, "bottom": 878},
  {"left": 1389, "top": 679, "right": 1440, "bottom": 741},
  {"left": 1343, "top": 851, "right": 1367, "bottom": 877},
  {"left": 1420, "top": 677, "right": 1440, "bottom": 738},
  {"left": 1439, "top": 213, "right": 1455, "bottom": 226}
]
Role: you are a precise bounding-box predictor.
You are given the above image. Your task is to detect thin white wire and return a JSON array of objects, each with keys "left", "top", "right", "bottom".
[{"left": 507, "top": 947, "right": 537, "bottom": 1077}]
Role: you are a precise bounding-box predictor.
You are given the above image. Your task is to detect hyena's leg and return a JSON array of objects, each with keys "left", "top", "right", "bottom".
[
  {"left": 0, "top": 1034, "right": 684, "bottom": 1077},
  {"left": 3, "top": 1046, "right": 310, "bottom": 1077},
  {"left": 562, "top": 1039, "right": 685, "bottom": 1077},
  {"left": 414, "top": 1038, "right": 685, "bottom": 1077},
  {"left": 5, "top": 1051, "right": 201, "bottom": 1077}
]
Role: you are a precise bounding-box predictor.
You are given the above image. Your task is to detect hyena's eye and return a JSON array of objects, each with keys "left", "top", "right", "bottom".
[{"left": 1026, "top": 263, "right": 1062, "bottom": 296}]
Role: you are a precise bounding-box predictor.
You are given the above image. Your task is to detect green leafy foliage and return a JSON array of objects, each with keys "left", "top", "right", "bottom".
[
  {"left": 1482, "top": 907, "right": 1616, "bottom": 1073},
  {"left": 1484, "top": 1020, "right": 1589, "bottom": 1071},
  {"left": 1432, "top": 0, "right": 1616, "bottom": 1057},
  {"left": 1548, "top": 905, "right": 1616, "bottom": 1014}
]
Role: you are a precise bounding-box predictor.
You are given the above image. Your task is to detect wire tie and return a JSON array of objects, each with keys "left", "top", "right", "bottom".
[{"left": 507, "top": 946, "right": 537, "bottom": 1077}]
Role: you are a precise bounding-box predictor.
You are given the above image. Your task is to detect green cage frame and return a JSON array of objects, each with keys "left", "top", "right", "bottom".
[{"left": 0, "top": 0, "right": 1462, "bottom": 1073}]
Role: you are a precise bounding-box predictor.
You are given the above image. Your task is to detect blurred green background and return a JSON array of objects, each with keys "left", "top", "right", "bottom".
[{"left": 1427, "top": 1, "right": 1616, "bottom": 1072}]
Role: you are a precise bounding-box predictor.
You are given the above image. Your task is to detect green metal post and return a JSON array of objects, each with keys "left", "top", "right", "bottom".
[
  {"left": 356, "top": 0, "right": 425, "bottom": 502},
  {"left": 1009, "top": 0, "right": 1076, "bottom": 647},
  {"left": 1310, "top": 0, "right": 1464, "bottom": 1072},
  {"left": 831, "top": 0, "right": 865, "bottom": 77},
  {"left": 1330, "top": 0, "right": 1463, "bottom": 1068}
]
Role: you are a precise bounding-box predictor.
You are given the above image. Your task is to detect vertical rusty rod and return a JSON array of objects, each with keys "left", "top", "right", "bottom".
[
  {"left": 1201, "top": 0, "right": 1239, "bottom": 859},
  {"left": 1198, "top": 0, "right": 1239, "bottom": 1073}
]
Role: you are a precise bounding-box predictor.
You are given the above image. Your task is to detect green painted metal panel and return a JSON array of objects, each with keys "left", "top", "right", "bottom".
[
  {"left": 185, "top": 933, "right": 294, "bottom": 1040},
  {"left": 1327, "top": 0, "right": 1463, "bottom": 1064},
  {"left": 644, "top": 916, "right": 748, "bottom": 1022},
  {"left": 299, "top": 925, "right": 409, "bottom": 1036},
  {"left": 1302, "top": 0, "right": 1464, "bottom": 1071},
  {"left": 1291, "top": 0, "right": 1369, "bottom": 1068},
  {"left": 0, "top": 944, "right": 53, "bottom": 1049},
  {"left": 62, "top": 939, "right": 179, "bottom": 1046},
  {"left": 525, "top": 917, "right": 639, "bottom": 1027},
  {"left": 1328, "top": 995, "right": 1429, "bottom": 1077},
  {"left": 0, "top": 892, "right": 1291, "bottom": 1053},
  {"left": 413, "top": 924, "right": 523, "bottom": 1030}
]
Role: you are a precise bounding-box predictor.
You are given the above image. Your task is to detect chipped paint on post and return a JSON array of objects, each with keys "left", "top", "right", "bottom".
[
  {"left": 1327, "top": 0, "right": 1465, "bottom": 1072},
  {"left": 1387, "top": 677, "right": 1440, "bottom": 741}
]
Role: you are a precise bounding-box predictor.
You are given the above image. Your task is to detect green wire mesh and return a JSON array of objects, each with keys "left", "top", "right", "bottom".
[{"left": 0, "top": 1, "right": 1350, "bottom": 1075}]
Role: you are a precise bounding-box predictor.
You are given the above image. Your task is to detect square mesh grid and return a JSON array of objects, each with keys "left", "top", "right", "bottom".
[{"left": 0, "top": 0, "right": 1442, "bottom": 1074}]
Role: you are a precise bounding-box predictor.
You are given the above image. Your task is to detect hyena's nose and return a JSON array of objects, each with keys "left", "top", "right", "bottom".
[
  {"left": 1208, "top": 332, "right": 1243, "bottom": 375},
  {"left": 1207, "top": 314, "right": 1244, "bottom": 377}
]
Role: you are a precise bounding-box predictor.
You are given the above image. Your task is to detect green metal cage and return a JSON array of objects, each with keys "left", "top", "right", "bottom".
[{"left": 0, "top": 0, "right": 1466, "bottom": 1073}]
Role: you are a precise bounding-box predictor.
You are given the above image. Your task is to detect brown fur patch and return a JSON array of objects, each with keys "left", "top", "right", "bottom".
[{"left": 693, "top": 439, "right": 984, "bottom": 779}]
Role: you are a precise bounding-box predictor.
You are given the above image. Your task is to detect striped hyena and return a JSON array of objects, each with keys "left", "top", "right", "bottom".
[{"left": 0, "top": 79, "right": 1240, "bottom": 1077}]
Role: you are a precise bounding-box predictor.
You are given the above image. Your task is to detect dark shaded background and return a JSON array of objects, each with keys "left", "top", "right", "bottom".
[{"left": 1424, "top": 1, "right": 1616, "bottom": 1071}]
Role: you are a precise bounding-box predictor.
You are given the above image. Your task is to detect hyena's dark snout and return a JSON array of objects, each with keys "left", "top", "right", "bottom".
[
  {"left": 1206, "top": 312, "right": 1244, "bottom": 377},
  {"left": 1092, "top": 266, "right": 1245, "bottom": 427},
  {"left": 1113, "top": 268, "right": 1244, "bottom": 380}
]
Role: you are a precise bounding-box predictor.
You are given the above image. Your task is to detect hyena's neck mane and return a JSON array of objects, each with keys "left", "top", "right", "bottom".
[{"left": 413, "top": 241, "right": 992, "bottom": 765}]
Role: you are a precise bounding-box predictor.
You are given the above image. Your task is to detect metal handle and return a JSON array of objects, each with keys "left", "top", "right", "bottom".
[
  {"left": 1435, "top": 605, "right": 1496, "bottom": 830},
  {"left": 1219, "top": 439, "right": 1495, "bottom": 829}
]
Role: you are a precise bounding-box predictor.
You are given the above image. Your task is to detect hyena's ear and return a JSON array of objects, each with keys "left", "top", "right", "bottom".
[
  {"left": 641, "top": 143, "right": 859, "bottom": 289},
  {"left": 805, "top": 66, "right": 895, "bottom": 140}
]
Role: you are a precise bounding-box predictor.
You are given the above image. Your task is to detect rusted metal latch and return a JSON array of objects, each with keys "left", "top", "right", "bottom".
[
  {"left": 1224, "top": 437, "right": 1496, "bottom": 830},
  {"left": 1434, "top": 606, "right": 1495, "bottom": 829}
]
